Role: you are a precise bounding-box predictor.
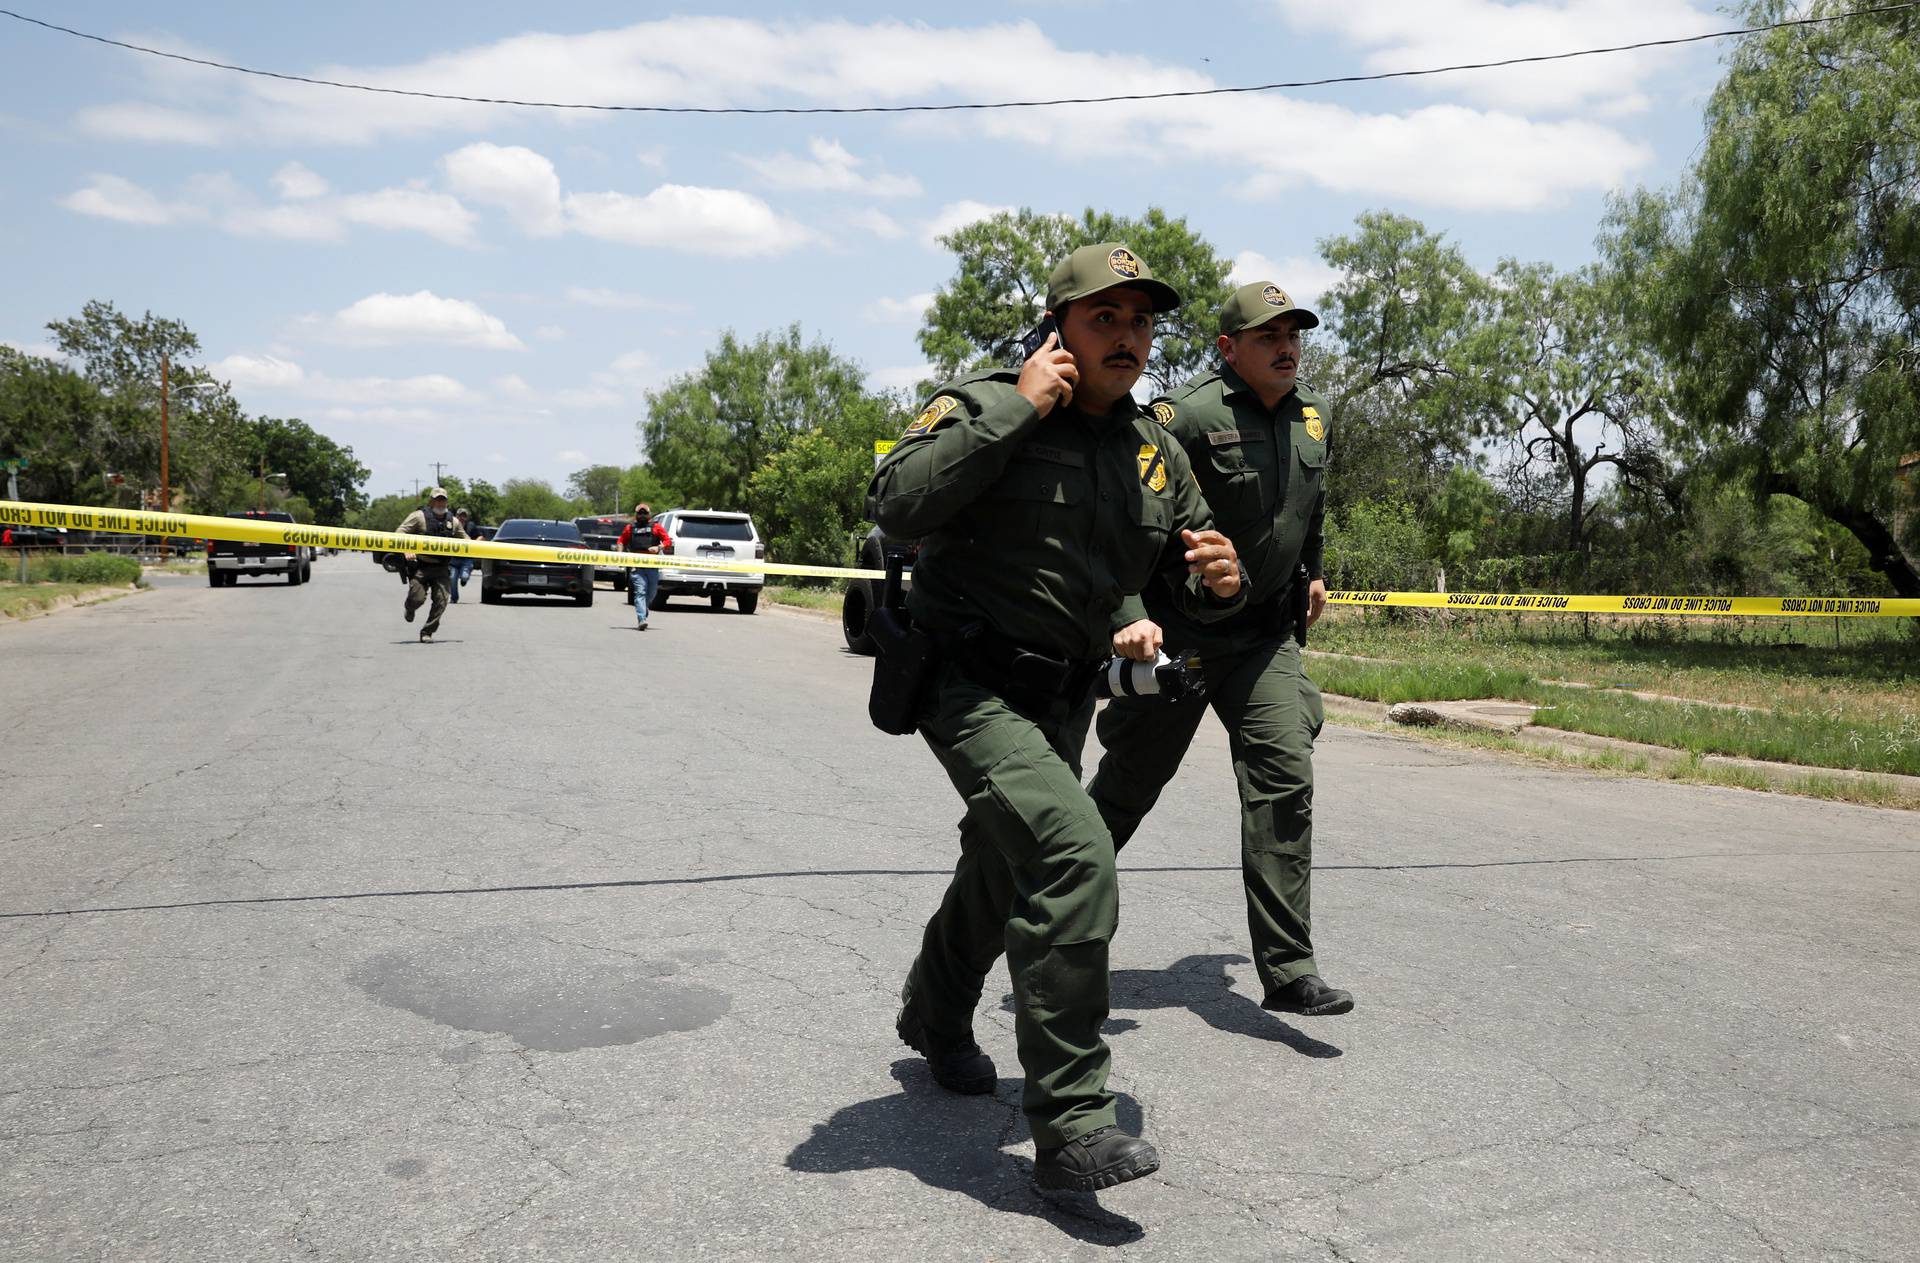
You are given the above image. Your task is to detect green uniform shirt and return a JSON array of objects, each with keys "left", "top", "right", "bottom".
[
  {"left": 1115, "top": 365, "right": 1329, "bottom": 654},
  {"left": 869, "top": 369, "right": 1242, "bottom": 662}
]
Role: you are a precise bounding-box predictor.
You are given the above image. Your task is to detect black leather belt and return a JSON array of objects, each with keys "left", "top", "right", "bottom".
[{"left": 938, "top": 623, "right": 1102, "bottom": 709}]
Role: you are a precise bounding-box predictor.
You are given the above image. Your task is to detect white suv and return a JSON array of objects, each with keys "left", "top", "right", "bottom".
[{"left": 652, "top": 510, "right": 765, "bottom": 614}]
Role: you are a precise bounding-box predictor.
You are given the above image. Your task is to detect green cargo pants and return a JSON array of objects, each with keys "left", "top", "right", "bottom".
[
  {"left": 900, "top": 662, "right": 1117, "bottom": 1149},
  {"left": 1087, "top": 636, "right": 1325, "bottom": 999},
  {"left": 405, "top": 567, "right": 451, "bottom": 637}
]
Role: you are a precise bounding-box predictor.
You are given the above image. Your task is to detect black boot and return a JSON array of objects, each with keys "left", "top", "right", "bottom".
[
  {"left": 1034, "top": 1126, "right": 1161, "bottom": 1192},
  {"left": 1262, "top": 973, "right": 1354, "bottom": 1016},
  {"left": 896, "top": 1007, "right": 995, "bottom": 1095}
]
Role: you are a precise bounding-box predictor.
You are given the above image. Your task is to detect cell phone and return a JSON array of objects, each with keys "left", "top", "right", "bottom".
[{"left": 1020, "top": 313, "right": 1063, "bottom": 361}]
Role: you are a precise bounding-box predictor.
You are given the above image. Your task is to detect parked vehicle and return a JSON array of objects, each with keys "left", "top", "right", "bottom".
[
  {"left": 573, "top": 515, "right": 630, "bottom": 591},
  {"left": 206, "top": 510, "right": 314, "bottom": 586},
  {"left": 650, "top": 510, "right": 764, "bottom": 614},
  {"left": 479, "top": 519, "right": 594, "bottom": 607},
  {"left": 840, "top": 525, "right": 917, "bottom": 654}
]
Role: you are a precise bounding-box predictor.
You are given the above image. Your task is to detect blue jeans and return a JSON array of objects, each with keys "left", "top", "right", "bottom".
[
  {"left": 632, "top": 568, "right": 659, "bottom": 624},
  {"left": 448, "top": 558, "right": 472, "bottom": 601}
]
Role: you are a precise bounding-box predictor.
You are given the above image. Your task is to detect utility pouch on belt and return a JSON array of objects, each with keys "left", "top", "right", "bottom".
[{"left": 867, "top": 553, "right": 935, "bottom": 736}]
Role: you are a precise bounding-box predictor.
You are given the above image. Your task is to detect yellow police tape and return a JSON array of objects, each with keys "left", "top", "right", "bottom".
[
  {"left": 1326, "top": 589, "right": 1920, "bottom": 618},
  {"left": 7, "top": 500, "right": 1918, "bottom": 616},
  {"left": 0, "top": 500, "right": 887, "bottom": 581}
]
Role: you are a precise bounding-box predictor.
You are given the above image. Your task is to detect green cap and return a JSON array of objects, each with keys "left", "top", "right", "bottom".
[
  {"left": 1219, "top": 281, "right": 1320, "bottom": 335},
  {"left": 1046, "top": 243, "right": 1183, "bottom": 313}
]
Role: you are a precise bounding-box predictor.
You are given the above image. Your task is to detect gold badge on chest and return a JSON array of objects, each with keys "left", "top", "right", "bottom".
[
  {"left": 1137, "top": 443, "right": 1168, "bottom": 493},
  {"left": 1301, "top": 405, "right": 1326, "bottom": 442}
]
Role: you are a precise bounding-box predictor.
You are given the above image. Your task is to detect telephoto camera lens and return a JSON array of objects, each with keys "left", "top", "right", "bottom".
[{"left": 1095, "top": 652, "right": 1204, "bottom": 701}]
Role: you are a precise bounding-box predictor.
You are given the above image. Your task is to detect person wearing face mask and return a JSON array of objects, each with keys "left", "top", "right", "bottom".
[
  {"left": 617, "top": 503, "right": 669, "bottom": 630},
  {"left": 870, "top": 243, "right": 1247, "bottom": 1193},
  {"left": 1088, "top": 281, "right": 1352, "bottom": 1020},
  {"left": 395, "top": 487, "right": 463, "bottom": 643}
]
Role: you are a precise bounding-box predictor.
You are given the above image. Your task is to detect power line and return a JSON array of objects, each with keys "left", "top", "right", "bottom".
[{"left": 1, "top": 4, "right": 1914, "bottom": 117}]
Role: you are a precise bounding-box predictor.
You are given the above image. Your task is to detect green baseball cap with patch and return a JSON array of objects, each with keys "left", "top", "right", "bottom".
[
  {"left": 1219, "top": 281, "right": 1320, "bottom": 335},
  {"left": 1046, "top": 243, "right": 1183, "bottom": 313}
]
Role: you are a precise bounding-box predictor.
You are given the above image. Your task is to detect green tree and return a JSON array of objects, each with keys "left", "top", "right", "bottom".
[
  {"left": 918, "top": 207, "right": 1233, "bottom": 394},
  {"left": 0, "top": 349, "right": 117, "bottom": 506},
  {"left": 1604, "top": 0, "right": 1920, "bottom": 594},
  {"left": 1456, "top": 260, "right": 1672, "bottom": 557},
  {"left": 1317, "top": 211, "right": 1488, "bottom": 470},
  {"left": 498, "top": 478, "right": 571, "bottom": 521},
  {"left": 246, "top": 417, "right": 369, "bottom": 524},
  {"left": 565, "top": 463, "right": 626, "bottom": 512},
  {"left": 617, "top": 464, "right": 682, "bottom": 514},
  {"left": 746, "top": 392, "right": 909, "bottom": 573},
  {"left": 639, "top": 324, "right": 874, "bottom": 511}
]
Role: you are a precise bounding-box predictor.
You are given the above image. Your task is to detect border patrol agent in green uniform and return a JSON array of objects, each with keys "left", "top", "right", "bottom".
[
  {"left": 871, "top": 244, "right": 1247, "bottom": 1193},
  {"left": 1088, "top": 281, "right": 1355, "bottom": 1018}
]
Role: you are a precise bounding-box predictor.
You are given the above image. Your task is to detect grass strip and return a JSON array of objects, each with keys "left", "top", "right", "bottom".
[
  {"left": 764, "top": 584, "right": 843, "bottom": 613},
  {"left": 1304, "top": 654, "right": 1920, "bottom": 778},
  {"left": 0, "top": 582, "right": 138, "bottom": 620}
]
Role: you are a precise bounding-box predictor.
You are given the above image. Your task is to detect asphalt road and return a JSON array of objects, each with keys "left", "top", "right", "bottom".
[{"left": 3, "top": 559, "right": 1916, "bottom": 1261}]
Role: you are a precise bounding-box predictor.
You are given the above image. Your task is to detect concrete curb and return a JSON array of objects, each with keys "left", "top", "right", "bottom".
[{"left": 1317, "top": 688, "right": 1919, "bottom": 801}]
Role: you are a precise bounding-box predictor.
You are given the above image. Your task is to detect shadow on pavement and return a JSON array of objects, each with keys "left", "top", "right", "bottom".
[
  {"left": 998, "top": 952, "right": 1343, "bottom": 1058},
  {"left": 787, "top": 1063, "right": 1146, "bottom": 1246}
]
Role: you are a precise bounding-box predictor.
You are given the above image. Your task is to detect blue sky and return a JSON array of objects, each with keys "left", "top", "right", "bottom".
[{"left": 1, "top": 1, "right": 1731, "bottom": 502}]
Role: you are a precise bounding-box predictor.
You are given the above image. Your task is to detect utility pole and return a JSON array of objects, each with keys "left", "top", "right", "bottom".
[
  {"left": 412, "top": 478, "right": 422, "bottom": 498},
  {"left": 431, "top": 462, "right": 449, "bottom": 486}
]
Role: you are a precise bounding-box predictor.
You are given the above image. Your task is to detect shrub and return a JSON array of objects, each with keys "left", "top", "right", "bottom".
[{"left": 18, "top": 551, "right": 144, "bottom": 586}]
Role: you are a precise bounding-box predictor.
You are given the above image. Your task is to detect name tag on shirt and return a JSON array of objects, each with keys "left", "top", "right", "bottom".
[
  {"left": 1207, "top": 429, "right": 1268, "bottom": 446},
  {"left": 1024, "top": 443, "right": 1086, "bottom": 468}
]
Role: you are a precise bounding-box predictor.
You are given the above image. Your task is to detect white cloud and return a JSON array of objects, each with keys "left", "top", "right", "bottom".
[
  {"left": 443, "top": 142, "right": 564, "bottom": 235},
  {"left": 271, "top": 161, "right": 329, "bottom": 200},
  {"left": 1227, "top": 252, "right": 1345, "bottom": 311},
  {"left": 565, "top": 184, "right": 810, "bottom": 257},
  {"left": 224, "top": 201, "right": 344, "bottom": 241},
  {"left": 74, "top": 103, "right": 224, "bottom": 146},
  {"left": 563, "top": 286, "right": 682, "bottom": 311},
  {"left": 322, "top": 291, "right": 525, "bottom": 350},
  {"left": 740, "top": 137, "right": 920, "bottom": 197},
  {"left": 211, "top": 352, "right": 480, "bottom": 404},
  {"left": 336, "top": 188, "right": 478, "bottom": 246},
  {"left": 533, "top": 324, "right": 567, "bottom": 341},
  {"left": 69, "top": 17, "right": 1671, "bottom": 211},
  {"left": 58, "top": 174, "right": 201, "bottom": 226},
  {"left": 867, "top": 365, "right": 934, "bottom": 393},
  {"left": 2, "top": 339, "right": 65, "bottom": 360},
  {"left": 923, "top": 200, "right": 1013, "bottom": 247},
  {"left": 848, "top": 208, "right": 905, "bottom": 241},
  {"left": 1279, "top": 1, "right": 1719, "bottom": 114},
  {"left": 634, "top": 146, "right": 668, "bottom": 170},
  {"left": 494, "top": 374, "right": 534, "bottom": 398},
  {"left": 608, "top": 350, "right": 654, "bottom": 377},
  {"left": 61, "top": 166, "right": 478, "bottom": 245},
  {"left": 866, "top": 293, "right": 935, "bottom": 324}
]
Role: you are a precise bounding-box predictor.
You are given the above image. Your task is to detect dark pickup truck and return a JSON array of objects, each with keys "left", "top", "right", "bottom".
[{"left": 206, "top": 510, "right": 314, "bottom": 586}]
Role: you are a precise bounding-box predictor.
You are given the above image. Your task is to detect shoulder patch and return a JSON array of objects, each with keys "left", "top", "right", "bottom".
[
  {"left": 1151, "top": 401, "right": 1177, "bottom": 428},
  {"left": 904, "top": 394, "right": 962, "bottom": 437},
  {"left": 1301, "top": 404, "right": 1326, "bottom": 442}
]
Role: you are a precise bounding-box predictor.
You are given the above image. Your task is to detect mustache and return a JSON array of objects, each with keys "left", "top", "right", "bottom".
[{"left": 1103, "top": 352, "right": 1140, "bottom": 366}]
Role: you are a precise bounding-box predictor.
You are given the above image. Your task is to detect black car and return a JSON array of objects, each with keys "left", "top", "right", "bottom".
[
  {"left": 480, "top": 519, "right": 594, "bottom": 606},
  {"left": 573, "top": 515, "right": 630, "bottom": 591}
]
